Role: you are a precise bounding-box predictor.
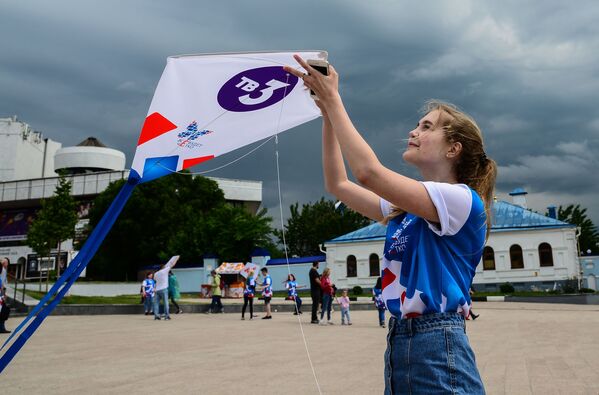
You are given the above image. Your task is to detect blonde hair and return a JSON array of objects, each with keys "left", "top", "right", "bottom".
[
  {"left": 322, "top": 268, "right": 331, "bottom": 277},
  {"left": 384, "top": 100, "right": 497, "bottom": 236}
]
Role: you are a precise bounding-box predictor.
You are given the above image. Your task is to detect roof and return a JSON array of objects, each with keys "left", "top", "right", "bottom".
[
  {"left": 266, "top": 255, "right": 326, "bottom": 266},
  {"left": 509, "top": 188, "right": 527, "bottom": 196},
  {"left": 77, "top": 137, "right": 107, "bottom": 147},
  {"left": 326, "top": 200, "right": 574, "bottom": 244}
]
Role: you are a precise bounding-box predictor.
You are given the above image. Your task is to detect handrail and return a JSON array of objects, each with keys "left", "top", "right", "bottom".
[{"left": 6, "top": 273, "right": 25, "bottom": 305}]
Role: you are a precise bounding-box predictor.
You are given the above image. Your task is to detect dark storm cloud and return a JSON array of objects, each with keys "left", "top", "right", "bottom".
[{"left": 1, "top": 0, "right": 598, "bottom": 223}]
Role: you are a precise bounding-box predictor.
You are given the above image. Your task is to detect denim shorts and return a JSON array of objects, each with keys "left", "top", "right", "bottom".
[{"left": 384, "top": 312, "right": 485, "bottom": 395}]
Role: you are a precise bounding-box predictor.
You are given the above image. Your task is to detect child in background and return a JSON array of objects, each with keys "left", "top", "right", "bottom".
[
  {"left": 285, "top": 273, "right": 304, "bottom": 315},
  {"left": 337, "top": 289, "right": 352, "bottom": 325},
  {"left": 373, "top": 277, "right": 386, "bottom": 328},
  {"left": 141, "top": 272, "right": 156, "bottom": 316}
]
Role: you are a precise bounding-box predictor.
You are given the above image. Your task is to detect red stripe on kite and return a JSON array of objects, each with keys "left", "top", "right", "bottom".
[
  {"left": 182, "top": 155, "right": 215, "bottom": 169},
  {"left": 381, "top": 268, "right": 396, "bottom": 290},
  {"left": 137, "top": 112, "right": 178, "bottom": 146}
]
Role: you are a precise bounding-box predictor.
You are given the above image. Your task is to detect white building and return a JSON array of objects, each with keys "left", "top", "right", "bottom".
[
  {"left": 324, "top": 192, "right": 579, "bottom": 292},
  {"left": 0, "top": 116, "right": 61, "bottom": 181},
  {"left": 0, "top": 117, "right": 263, "bottom": 280}
]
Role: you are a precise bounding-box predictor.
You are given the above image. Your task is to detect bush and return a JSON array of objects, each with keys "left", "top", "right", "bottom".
[
  {"left": 580, "top": 287, "right": 595, "bottom": 294},
  {"left": 562, "top": 278, "right": 578, "bottom": 294},
  {"left": 499, "top": 282, "right": 515, "bottom": 294},
  {"left": 352, "top": 286, "right": 363, "bottom": 296}
]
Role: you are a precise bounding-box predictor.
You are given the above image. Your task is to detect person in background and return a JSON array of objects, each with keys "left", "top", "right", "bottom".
[
  {"left": 337, "top": 288, "right": 352, "bottom": 325},
  {"left": 309, "top": 261, "right": 322, "bottom": 324},
  {"left": 258, "top": 267, "right": 273, "bottom": 319},
  {"left": 241, "top": 271, "right": 256, "bottom": 320},
  {"left": 0, "top": 275, "right": 10, "bottom": 333},
  {"left": 285, "top": 273, "right": 304, "bottom": 315},
  {"left": 373, "top": 277, "right": 386, "bottom": 328},
  {"left": 153, "top": 255, "right": 179, "bottom": 320},
  {"left": 469, "top": 287, "right": 479, "bottom": 320},
  {"left": 319, "top": 267, "right": 334, "bottom": 325},
  {"left": 0, "top": 257, "right": 8, "bottom": 294},
  {"left": 168, "top": 271, "right": 182, "bottom": 314},
  {"left": 208, "top": 269, "right": 224, "bottom": 314},
  {"left": 141, "top": 271, "right": 155, "bottom": 316}
]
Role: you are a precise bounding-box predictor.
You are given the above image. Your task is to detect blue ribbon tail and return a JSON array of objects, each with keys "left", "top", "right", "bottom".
[{"left": 0, "top": 179, "right": 137, "bottom": 373}]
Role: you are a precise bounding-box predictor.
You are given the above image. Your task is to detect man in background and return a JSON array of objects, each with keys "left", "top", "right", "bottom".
[
  {"left": 153, "top": 256, "right": 179, "bottom": 320},
  {"left": 309, "top": 261, "right": 322, "bottom": 324}
]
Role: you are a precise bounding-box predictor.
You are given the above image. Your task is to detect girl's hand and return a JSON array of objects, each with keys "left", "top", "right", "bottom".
[{"left": 283, "top": 55, "right": 340, "bottom": 108}]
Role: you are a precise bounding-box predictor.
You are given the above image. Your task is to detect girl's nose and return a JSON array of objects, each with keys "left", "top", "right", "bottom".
[{"left": 409, "top": 129, "right": 419, "bottom": 138}]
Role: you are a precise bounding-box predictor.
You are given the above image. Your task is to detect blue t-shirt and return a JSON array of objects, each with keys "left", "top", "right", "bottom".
[
  {"left": 244, "top": 277, "right": 256, "bottom": 297},
  {"left": 142, "top": 279, "right": 156, "bottom": 297},
  {"left": 262, "top": 275, "right": 272, "bottom": 297},
  {"left": 380, "top": 182, "right": 486, "bottom": 319},
  {"left": 286, "top": 280, "right": 298, "bottom": 297}
]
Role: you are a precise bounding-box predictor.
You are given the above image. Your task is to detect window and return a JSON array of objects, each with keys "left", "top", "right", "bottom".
[
  {"left": 483, "top": 246, "right": 495, "bottom": 270},
  {"left": 510, "top": 245, "right": 524, "bottom": 269},
  {"left": 538, "top": 243, "right": 554, "bottom": 267},
  {"left": 346, "top": 255, "right": 357, "bottom": 277},
  {"left": 369, "top": 253, "right": 380, "bottom": 277}
]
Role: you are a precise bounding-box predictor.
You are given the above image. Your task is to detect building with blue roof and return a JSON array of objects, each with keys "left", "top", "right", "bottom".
[{"left": 324, "top": 192, "right": 580, "bottom": 292}]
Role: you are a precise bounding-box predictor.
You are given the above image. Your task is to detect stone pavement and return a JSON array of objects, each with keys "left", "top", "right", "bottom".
[{"left": 1, "top": 302, "right": 598, "bottom": 394}]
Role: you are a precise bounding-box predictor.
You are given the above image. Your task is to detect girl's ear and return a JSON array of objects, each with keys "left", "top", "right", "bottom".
[{"left": 446, "top": 141, "right": 462, "bottom": 159}]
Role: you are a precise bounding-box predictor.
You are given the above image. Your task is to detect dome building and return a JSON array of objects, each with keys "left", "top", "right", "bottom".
[{"left": 54, "top": 137, "right": 126, "bottom": 174}]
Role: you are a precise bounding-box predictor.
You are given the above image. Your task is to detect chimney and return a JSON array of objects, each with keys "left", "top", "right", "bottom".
[
  {"left": 547, "top": 206, "right": 557, "bottom": 219},
  {"left": 509, "top": 188, "right": 528, "bottom": 209}
]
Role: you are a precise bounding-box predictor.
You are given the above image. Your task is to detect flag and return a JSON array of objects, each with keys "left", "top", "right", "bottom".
[{"left": 131, "top": 50, "right": 327, "bottom": 183}]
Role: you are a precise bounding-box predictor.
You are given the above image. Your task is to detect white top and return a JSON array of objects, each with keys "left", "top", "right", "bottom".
[{"left": 154, "top": 256, "right": 179, "bottom": 291}]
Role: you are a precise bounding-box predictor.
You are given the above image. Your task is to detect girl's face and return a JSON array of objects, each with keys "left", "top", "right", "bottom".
[
  {"left": 342, "top": 290, "right": 348, "bottom": 296},
  {"left": 147, "top": 273, "right": 153, "bottom": 279},
  {"left": 402, "top": 110, "right": 453, "bottom": 170}
]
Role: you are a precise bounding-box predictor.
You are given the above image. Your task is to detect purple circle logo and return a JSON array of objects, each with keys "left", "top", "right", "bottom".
[{"left": 217, "top": 66, "right": 299, "bottom": 112}]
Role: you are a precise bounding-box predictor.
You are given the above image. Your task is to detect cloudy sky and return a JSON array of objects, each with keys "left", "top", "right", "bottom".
[{"left": 1, "top": 1, "right": 598, "bottom": 225}]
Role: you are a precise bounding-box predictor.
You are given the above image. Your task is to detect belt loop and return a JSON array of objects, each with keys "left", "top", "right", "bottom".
[{"left": 407, "top": 318, "right": 413, "bottom": 337}]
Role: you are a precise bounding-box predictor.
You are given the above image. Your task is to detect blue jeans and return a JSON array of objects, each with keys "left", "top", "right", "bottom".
[
  {"left": 320, "top": 294, "right": 332, "bottom": 321},
  {"left": 143, "top": 295, "right": 153, "bottom": 313},
  {"left": 153, "top": 288, "right": 169, "bottom": 318},
  {"left": 384, "top": 313, "right": 485, "bottom": 395},
  {"left": 293, "top": 296, "right": 302, "bottom": 313},
  {"left": 341, "top": 307, "right": 350, "bottom": 323}
]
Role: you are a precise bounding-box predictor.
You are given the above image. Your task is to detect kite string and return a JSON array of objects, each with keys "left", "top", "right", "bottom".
[
  {"left": 154, "top": 135, "right": 276, "bottom": 175},
  {"left": 272, "top": 74, "right": 322, "bottom": 395},
  {"left": 274, "top": 135, "right": 322, "bottom": 395}
]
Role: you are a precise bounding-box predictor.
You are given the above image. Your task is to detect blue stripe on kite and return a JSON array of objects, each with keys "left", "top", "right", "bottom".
[
  {"left": 141, "top": 155, "right": 179, "bottom": 183},
  {"left": 0, "top": 178, "right": 138, "bottom": 373}
]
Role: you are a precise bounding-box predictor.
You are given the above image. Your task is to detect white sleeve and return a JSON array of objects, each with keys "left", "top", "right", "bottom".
[
  {"left": 421, "top": 182, "right": 473, "bottom": 236},
  {"left": 380, "top": 198, "right": 392, "bottom": 218},
  {"left": 165, "top": 255, "right": 179, "bottom": 269}
]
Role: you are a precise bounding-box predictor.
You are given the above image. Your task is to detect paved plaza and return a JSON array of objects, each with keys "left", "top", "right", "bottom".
[{"left": 1, "top": 302, "right": 598, "bottom": 394}]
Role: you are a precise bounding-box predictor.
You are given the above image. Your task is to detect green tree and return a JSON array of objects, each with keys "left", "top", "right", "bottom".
[
  {"left": 275, "top": 198, "right": 371, "bottom": 256},
  {"left": 27, "top": 173, "right": 78, "bottom": 284},
  {"left": 554, "top": 204, "right": 599, "bottom": 254},
  {"left": 86, "top": 173, "right": 275, "bottom": 280}
]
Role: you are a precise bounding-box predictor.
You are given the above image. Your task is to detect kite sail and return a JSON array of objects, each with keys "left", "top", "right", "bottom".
[{"left": 0, "top": 50, "right": 327, "bottom": 373}]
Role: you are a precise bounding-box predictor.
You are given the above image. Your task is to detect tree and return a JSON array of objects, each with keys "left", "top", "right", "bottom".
[
  {"left": 85, "top": 172, "right": 276, "bottom": 280},
  {"left": 554, "top": 204, "right": 599, "bottom": 254},
  {"left": 26, "top": 173, "right": 78, "bottom": 287},
  {"left": 275, "top": 198, "right": 371, "bottom": 256}
]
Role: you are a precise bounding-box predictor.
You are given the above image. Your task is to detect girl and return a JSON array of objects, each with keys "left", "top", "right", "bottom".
[
  {"left": 336, "top": 288, "right": 351, "bottom": 325},
  {"left": 319, "top": 268, "right": 334, "bottom": 325},
  {"left": 285, "top": 273, "right": 304, "bottom": 315},
  {"left": 141, "top": 272, "right": 155, "bottom": 316},
  {"left": 286, "top": 56, "right": 495, "bottom": 394},
  {"left": 242, "top": 271, "right": 256, "bottom": 320},
  {"left": 168, "top": 271, "right": 182, "bottom": 314},
  {"left": 373, "top": 277, "right": 386, "bottom": 328}
]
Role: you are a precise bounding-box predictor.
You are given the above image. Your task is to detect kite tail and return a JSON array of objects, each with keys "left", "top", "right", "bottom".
[{"left": 0, "top": 175, "right": 138, "bottom": 373}]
